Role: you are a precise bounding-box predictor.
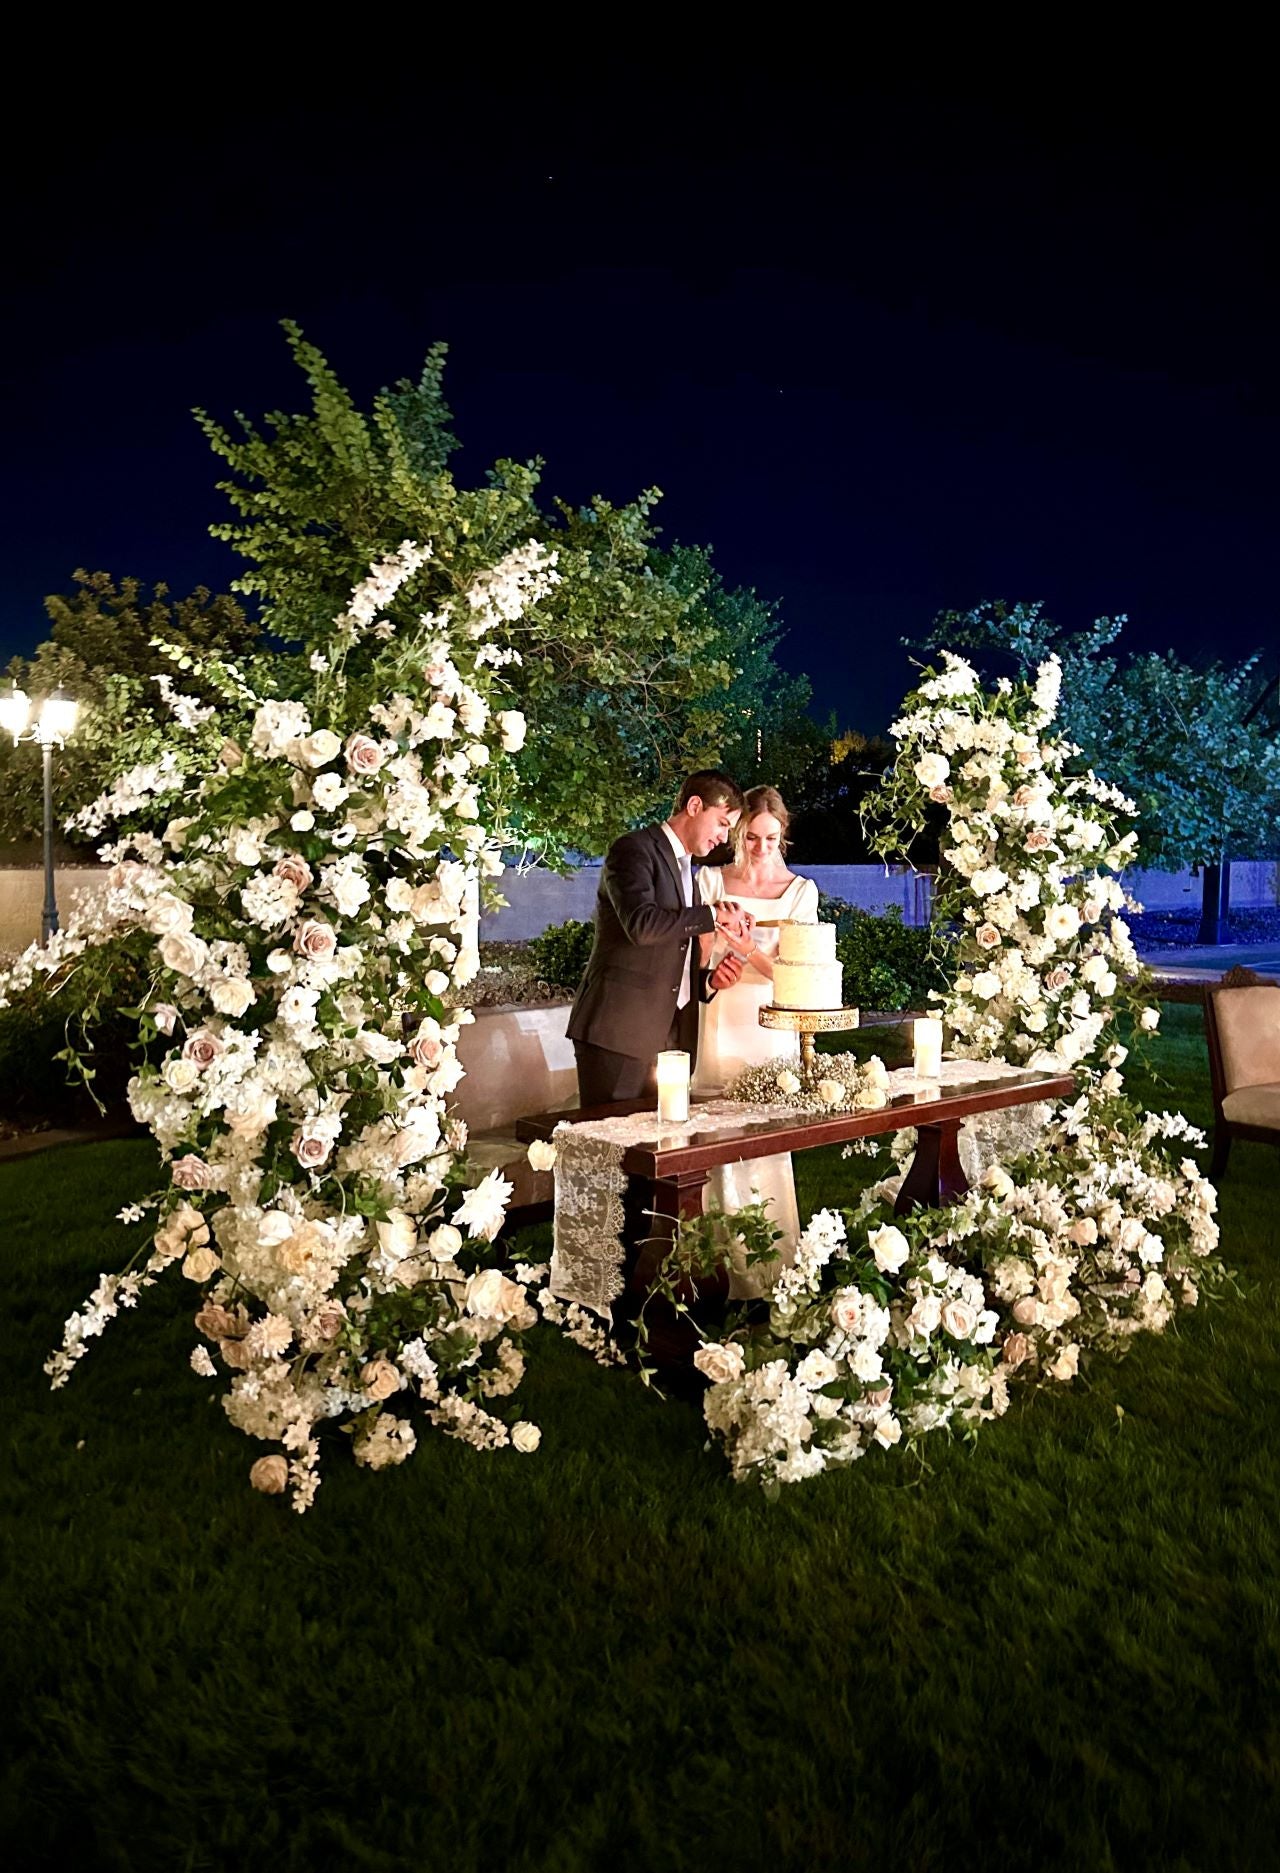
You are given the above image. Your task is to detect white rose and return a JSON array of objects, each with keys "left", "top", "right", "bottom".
[
  {"left": 375, "top": 1210, "right": 418, "bottom": 1265},
  {"left": 1044, "top": 902, "right": 1081, "bottom": 943},
  {"left": 159, "top": 932, "right": 209, "bottom": 979},
  {"left": 147, "top": 892, "right": 195, "bottom": 936},
  {"left": 290, "top": 810, "right": 316, "bottom": 832},
  {"left": 1048, "top": 1343, "right": 1080, "bottom": 1382},
  {"left": 511, "top": 1421, "right": 541, "bottom": 1453},
  {"left": 210, "top": 977, "right": 255, "bottom": 1018},
  {"left": 163, "top": 1057, "right": 201, "bottom": 1095},
  {"left": 465, "top": 1267, "right": 528, "bottom": 1323},
  {"left": 981, "top": 1164, "right": 1015, "bottom": 1203},
  {"left": 299, "top": 729, "right": 341, "bottom": 768},
  {"left": 816, "top": 1078, "right": 845, "bottom": 1107},
  {"left": 854, "top": 1086, "right": 888, "bottom": 1110},
  {"left": 829, "top": 1289, "right": 865, "bottom": 1335},
  {"left": 796, "top": 1349, "right": 839, "bottom": 1389},
  {"left": 228, "top": 829, "right": 263, "bottom": 867},
  {"left": 868, "top": 1224, "right": 910, "bottom": 1273},
  {"left": 312, "top": 771, "right": 348, "bottom": 811},
  {"left": 294, "top": 918, "right": 338, "bottom": 961},
  {"left": 872, "top": 1414, "right": 903, "bottom": 1449},
  {"left": 292, "top": 1125, "right": 334, "bottom": 1169},
  {"left": 913, "top": 752, "right": 950, "bottom": 789},
  {"left": 526, "top": 1139, "right": 557, "bottom": 1172},
  {"left": 266, "top": 949, "right": 293, "bottom": 975},
  {"left": 692, "top": 1341, "right": 746, "bottom": 1384},
  {"left": 972, "top": 969, "right": 1002, "bottom": 1001},
  {"left": 497, "top": 710, "right": 527, "bottom": 753},
  {"left": 940, "top": 1298, "right": 978, "bottom": 1340},
  {"left": 970, "top": 867, "right": 1009, "bottom": 898},
  {"left": 152, "top": 1003, "right": 179, "bottom": 1035},
  {"left": 1067, "top": 1216, "right": 1098, "bottom": 1246},
  {"left": 776, "top": 1068, "right": 802, "bottom": 1096},
  {"left": 425, "top": 1223, "right": 463, "bottom": 1262},
  {"left": 182, "top": 1243, "right": 221, "bottom": 1283},
  {"left": 1140, "top": 1007, "right": 1160, "bottom": 1031}
]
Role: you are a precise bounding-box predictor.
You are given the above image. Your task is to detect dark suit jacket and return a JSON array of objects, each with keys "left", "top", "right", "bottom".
[{"left": 567, "top": 824, "right": 717, "bottom": 1062}]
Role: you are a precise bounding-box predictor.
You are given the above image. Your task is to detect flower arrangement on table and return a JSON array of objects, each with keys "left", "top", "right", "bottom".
[
  {"left": 724, "top": 1052, "right": 891, "bottom": 1113},
  {"left": 0, "top": 537, "right": 561, "bottom": 1510},
  {"left": 689, "top": 653, "right": 1224, "bottom": 1490}
]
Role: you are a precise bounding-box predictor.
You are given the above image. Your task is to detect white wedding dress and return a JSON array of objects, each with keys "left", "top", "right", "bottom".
[{"left": 693, "top": 869, "right": 820, "bottom": 1297}]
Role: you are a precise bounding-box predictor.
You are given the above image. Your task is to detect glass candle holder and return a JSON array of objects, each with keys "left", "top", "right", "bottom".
[
  {"left": 656, "top": 1049, "right": 690, "bottom": 1122},
  {"left": 913, "top": 1016, "right": 943, "bottom": 1080}
]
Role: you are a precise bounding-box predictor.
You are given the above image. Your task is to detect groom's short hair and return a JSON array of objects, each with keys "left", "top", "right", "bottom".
[{"left": 677, "top": 769, "right": 745, "bottom": 813}]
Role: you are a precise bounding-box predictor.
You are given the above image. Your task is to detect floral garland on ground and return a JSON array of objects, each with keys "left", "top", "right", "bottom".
[
  {"left": 1, "top": 539, "right": 562, "bottom": 1510},
  {"left": 692, "top": 654, "right": 1223, "bottom": 1489}
]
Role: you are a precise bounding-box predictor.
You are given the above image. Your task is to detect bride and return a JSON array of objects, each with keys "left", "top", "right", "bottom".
[{"left": 693, "top": 785, "right": 819, "bottom": 1297}]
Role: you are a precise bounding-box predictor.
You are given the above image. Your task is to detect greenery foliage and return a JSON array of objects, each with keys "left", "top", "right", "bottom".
[
  {"left": 3, "top": 1011, "right": 1277, "bottom": 1870},
  {"left": 196, "top": 324, "right": 820, "bottom": 860},
  {"left": 818, "top": 899, "right": 952, "bottom": 1012},
  {"left": 911, "top": 600, "right": 1280, "bottom": 867},
  {"left": 526, "top": 916, "right": 595, "bottom": 993},
  {"left": 0, "top": 572, "right": 260, "bottom": 850}
]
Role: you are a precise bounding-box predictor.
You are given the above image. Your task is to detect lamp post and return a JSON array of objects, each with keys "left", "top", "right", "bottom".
[{"left": 0, "top": 685, "right": 80, "bottom": 945}]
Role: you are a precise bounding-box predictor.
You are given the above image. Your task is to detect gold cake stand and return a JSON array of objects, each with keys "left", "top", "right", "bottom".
[{"left": 759, "top": 1004, "right": 861, "bottom": 1078}]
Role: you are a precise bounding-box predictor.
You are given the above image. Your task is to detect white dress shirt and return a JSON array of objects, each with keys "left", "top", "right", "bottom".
[{"left": 662, "top": 820, "right": 694, "bottom": 1008}]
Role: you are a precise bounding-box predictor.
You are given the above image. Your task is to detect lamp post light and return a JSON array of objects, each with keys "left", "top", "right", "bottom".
[{"left": 0, "top": 685, "right": 80, "bottom": 945}]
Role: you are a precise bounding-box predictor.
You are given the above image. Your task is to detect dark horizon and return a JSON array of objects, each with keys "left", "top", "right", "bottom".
[{"left": 4, "top": 70, "right": 1274, "bottom": 734}]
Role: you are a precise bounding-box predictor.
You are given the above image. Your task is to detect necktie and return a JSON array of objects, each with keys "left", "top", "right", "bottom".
[{"left": 677, "top": 851, "right": 693, "bottom": 1008}]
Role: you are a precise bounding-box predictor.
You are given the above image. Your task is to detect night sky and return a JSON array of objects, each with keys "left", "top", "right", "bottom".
[{"left": 4, "top": 68, "right": 1274, "bottom": 734}]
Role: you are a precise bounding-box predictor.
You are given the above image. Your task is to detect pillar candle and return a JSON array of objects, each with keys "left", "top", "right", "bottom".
[
  {"left": 656, "top": 1049, "right": 690, "bottom": 1123},
  {"left": 913, "top": 1017, "right": 943, "bottom": 1080}
]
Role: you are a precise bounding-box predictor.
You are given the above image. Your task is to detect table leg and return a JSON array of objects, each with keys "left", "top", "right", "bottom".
[
  {"left": 894, "top": 1120, "right": 969, "bottom": 1214},
  {"left": 622, "top": 1169, "right": 723, "bottom": 1366}
]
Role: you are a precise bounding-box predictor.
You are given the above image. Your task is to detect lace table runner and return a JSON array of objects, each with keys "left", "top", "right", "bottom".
[{"left": 549, "top": 1065, "right": 1058, "bottom": 1316}]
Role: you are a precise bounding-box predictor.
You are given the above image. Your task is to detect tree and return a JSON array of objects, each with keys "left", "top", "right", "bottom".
[
  {"left": 0, "top": 573, "right": 259, "bottom": 852},
  {"left": 910, "top": 601, "right": 1280, "bottom": 938},
  {"left": 196, "top": 324, "right": 816, "bottom": 859}
]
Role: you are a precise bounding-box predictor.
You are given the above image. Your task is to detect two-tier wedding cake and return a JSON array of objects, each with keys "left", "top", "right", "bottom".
[{"left": 772, "top": 920, "right": 844, "bottom": 1010}]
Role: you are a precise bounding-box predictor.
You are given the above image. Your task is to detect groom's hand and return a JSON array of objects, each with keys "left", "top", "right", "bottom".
[{"left": 709, "top": 953, "right": 745, "bottom": 992}]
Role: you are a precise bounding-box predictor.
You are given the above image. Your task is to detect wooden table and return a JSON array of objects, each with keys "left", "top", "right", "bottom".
[{"left": 516, "top": 1068, "right": 1074, "bottom": 1301}]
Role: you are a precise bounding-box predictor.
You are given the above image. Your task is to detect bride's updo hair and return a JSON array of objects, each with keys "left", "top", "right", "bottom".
[{"left": 735, "top": 784, "right": 790, "bottom": 856}]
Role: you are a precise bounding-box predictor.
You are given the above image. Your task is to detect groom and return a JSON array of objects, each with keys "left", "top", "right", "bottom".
[{"left": 568, "top": 770, "right": 753, "bottom": 1107}]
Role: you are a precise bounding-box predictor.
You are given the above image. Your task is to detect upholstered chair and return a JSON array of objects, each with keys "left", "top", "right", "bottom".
[{"left": 1203, "top": 968, "right": 1280, "bottom": 1178}]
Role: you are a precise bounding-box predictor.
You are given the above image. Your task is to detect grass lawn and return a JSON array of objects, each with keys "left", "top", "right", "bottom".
[{"left": 2, "top": 1005, "right": 1278, "bottom": 1871}]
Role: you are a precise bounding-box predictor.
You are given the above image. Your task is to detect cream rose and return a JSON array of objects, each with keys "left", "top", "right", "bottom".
[
  {"left": 511, "top": 1421, "right": 542, "bottom": 1453},
  {"left": 163, "top": 1057, "right": 201, "bottom": 1095},
  {"left": 1012, "top": 1296, "right": 1039, "bottom": 1327},
  {"left": 913, "top": 752, "right": 951, "bottom": 789},
  {"left": 868, "top": 1224, "right": 910, "bottom": 1273},
  {"left": 776, "top": 1068, "right": 802, "bottom": 1097},
  {"left": 816, "top": 1078, "right": 845, "bottom": 1107},
  {"left": 182, "top": 1243, "right": 221, "bottom": 1283},
  {"left": 976, "top": 922, "right": 1002, "bottom": 949},
  {"left": 941, "top": 1299, "right": 979, "bottom": 1340},
  {"left": 409, "top": 1022, "right": 442, "bottom": 1067},
  {"left": 345, "top": 733, "right": 384, "bottom": 774},
  {"left": 210, "top": 977, "right": 255, "bottom": 1018},
  {"left": 298, "top": 729, "right": 341, "bottom": 768},
  {"left": 981, "top": 1164, "right": 1015, "bottom": 1203},
  {"left": 293, "top": 918, "right": 338, "bottom": 961},
  {"left": 249, "top": 1455, "right": 289, "bottom": 1495},
  {"left": 425, "top": 1223, "right": 463, "bottom": 1262},
  {"left": 465, "top": 1268, "right": 528, "bottom": 1323},
  {"left": 361, "top": 1358, "right": 403, "bottom": 1402},
  {"left": 159, "top": 932, "right": 209, "bottom": 979},
  {"left": 692, "top": 1341, "right": 746, "bottom": 1384},
  {"left": 872, "top": 1414, "right": 903, "bottom": 1449},
  {"left": 829, "top": 1289, "right": 865, "bottom": 1335},
  {"left": 171, "top": 1155, "right": 216, "bottom": 1190},
  {"left": 1048, "top": 1343, "right": 1080, "bottom": 1382},
  {"left": 274, "top": 854, "right": 313, "bottom": 893},
  {"left": 497, "top": 710, "right": 527, "bottom": 753},
  {"left": 1001, "top": 1331, "right": 1033, "bottom": 1370},
  {"left": 1140, "top": 1007, "right": 1160, "bottom": 1032},
  {"left": 526, "top": 1139, "right": 557, "bottom": 1172},
  {"left": 1067, "top": 1216, "right": 1098, "bottom": 1246}
]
